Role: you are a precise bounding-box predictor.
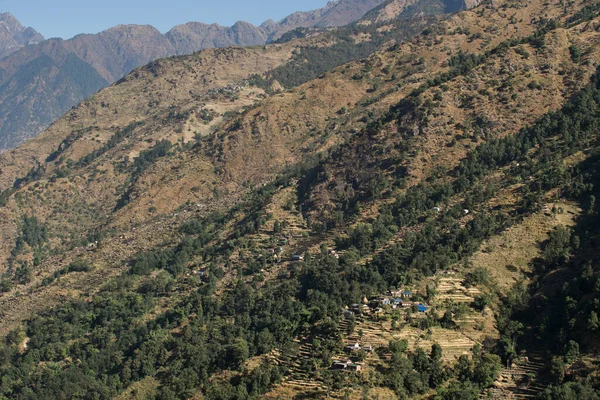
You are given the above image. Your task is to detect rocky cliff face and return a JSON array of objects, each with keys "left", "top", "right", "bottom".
[{"left": 0, "top": 13, "right": 44, "bottom": 59}]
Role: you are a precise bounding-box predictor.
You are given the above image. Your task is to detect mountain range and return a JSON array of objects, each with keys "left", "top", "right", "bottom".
[{"left": 0, "top": 0, "right": 395, "bottom": 152}]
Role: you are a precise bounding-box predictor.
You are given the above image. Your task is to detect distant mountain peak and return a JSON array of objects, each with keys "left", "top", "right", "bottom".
[
  {"left": 0, "top": 12, "right": 18, "bottom": 25},
  {"left": 0, "top": 12, "right": 44, "bottom": 59}
]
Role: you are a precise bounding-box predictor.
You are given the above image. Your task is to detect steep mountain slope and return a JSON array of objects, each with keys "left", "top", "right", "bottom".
[
  {"left": 0, "top": 0, "right": 391, "bottom": 153},
  {"left": 0, "top": 0, "right": 471, "bottom": 184},
  {"left": 1, "top": 0, "right": 599, "bottom": 398},
  {"left": 0, "top": 13, "right": 43, "bottom": 59},
  {"left": 0, "top": 0, "right": 577, "bottom": 312},
  {"left": 0, "top": 51, "right": 109, "bottom": 151},
  {"left": 0, "top": 0, "right": 585, "bottom": 304},
  {"left": 0, "top": 0, "right": 478, "bottom": 164}
]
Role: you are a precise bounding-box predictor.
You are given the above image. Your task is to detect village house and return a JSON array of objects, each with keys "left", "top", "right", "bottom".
[
  {"left": 417, "top": 303, "right": 429, "bottom": 313},
  {"left": 347, "top": 363, "right": 363, "bottom": 372},
  {"left": 332, "top": 359, "right": 363, "bottom": 373},
  {"left": 345, "top": 343, "right": 361, "bottom": 352},
  {"left": 349, "top": 304, "right": 370, "bottom": 315},
  {"left": 332, "top": 361, "right": 349, "bottom": 370},
  {"left": 401, "top": 300, "right": 413, "bottom": 308},
  {"left": 194, "top": 270, "right": 209, "bottom": 282}
]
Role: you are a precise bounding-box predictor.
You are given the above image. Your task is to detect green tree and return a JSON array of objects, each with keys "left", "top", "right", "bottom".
[
  {"left": 430, "top": 344, "right": 443, "bottom": 362},
  {"left": 569, "top": 44, "right": 582, "bottom": 63},
  {"left": 435, "top": 380, "right": 479, "bottom": 400},
  {"left": 429, "top": 344, "right": 444, "bottom": 388},
  {"left": 543, "top": 227, "right": 573, "bottom": 267},
  {"left": 389, "top": 340, "right": 409, "bottom": 355},
  {"left": 472, "top": 354, "right": 501, "bottom": 388},
  {"left": 538, "top": 382, "right": 600, "bottom": 400},
  {"left": 588, "top": 311, "right": 599, "bottom": 331},
  {"left": 455, "top": 355, "right": 473, "bottom": 381},
  {"left": 550, "top": 357, "right": 566, "bottom": 384},
  {"left": 256, "top": 329, "right": 275, "bottom": 354},
  {"left": 226, "top": 338, "right": 250, "bottom": 369},
  {"left": 563, "top": 340, "right": 580, "bottom": 364}
]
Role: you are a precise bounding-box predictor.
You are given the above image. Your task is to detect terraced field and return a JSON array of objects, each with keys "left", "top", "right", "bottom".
[{"left": 483, "top": 351, "right": 550, "bottom": 399}]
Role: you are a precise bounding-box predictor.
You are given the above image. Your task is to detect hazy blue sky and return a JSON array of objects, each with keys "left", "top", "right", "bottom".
[{"left": 2, "top": 0, "right": 329, "bottom": 40}]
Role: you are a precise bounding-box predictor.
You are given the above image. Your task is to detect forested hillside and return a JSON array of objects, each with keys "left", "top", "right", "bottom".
[{"left": 0, "top": 0, "right": 599, "bottom": 399}]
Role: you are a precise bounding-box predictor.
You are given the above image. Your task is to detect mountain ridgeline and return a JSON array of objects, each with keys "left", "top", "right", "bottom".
[
  {"left": 0, "top": 0, "right": 483, "bottom": 152},
  {"left": 0, "top": 0, "right": 392, "bottom": 152},
  {"left": 1, "top": 0, "right": 599, "bottom": 399}
]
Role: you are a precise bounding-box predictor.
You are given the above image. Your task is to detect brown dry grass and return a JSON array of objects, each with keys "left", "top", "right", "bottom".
[{"left": 471, "top": 202, "right": 580, "bottom": 290}]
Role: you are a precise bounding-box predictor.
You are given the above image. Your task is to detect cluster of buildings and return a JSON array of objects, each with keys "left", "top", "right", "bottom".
[
  {"left": 267, "top": 247, "right": 284, "bottom": 262},
  {"left": 207, "top": 80, "right": 249, "bottom": 95},
  {"left": 345, "top": 290, "right": 429, "bottom": 316},
  {"left": 290, "top": 248, "right": 338, "bottom": 262},
  {"left": 330, "top": 344, "right": 374, "bottom": 373},
  {"left": 344, "top": 343, "right": 374, "bottom": 353},
  {"left": 432, "top": 207, "right": 470, "bottom": 215}
]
